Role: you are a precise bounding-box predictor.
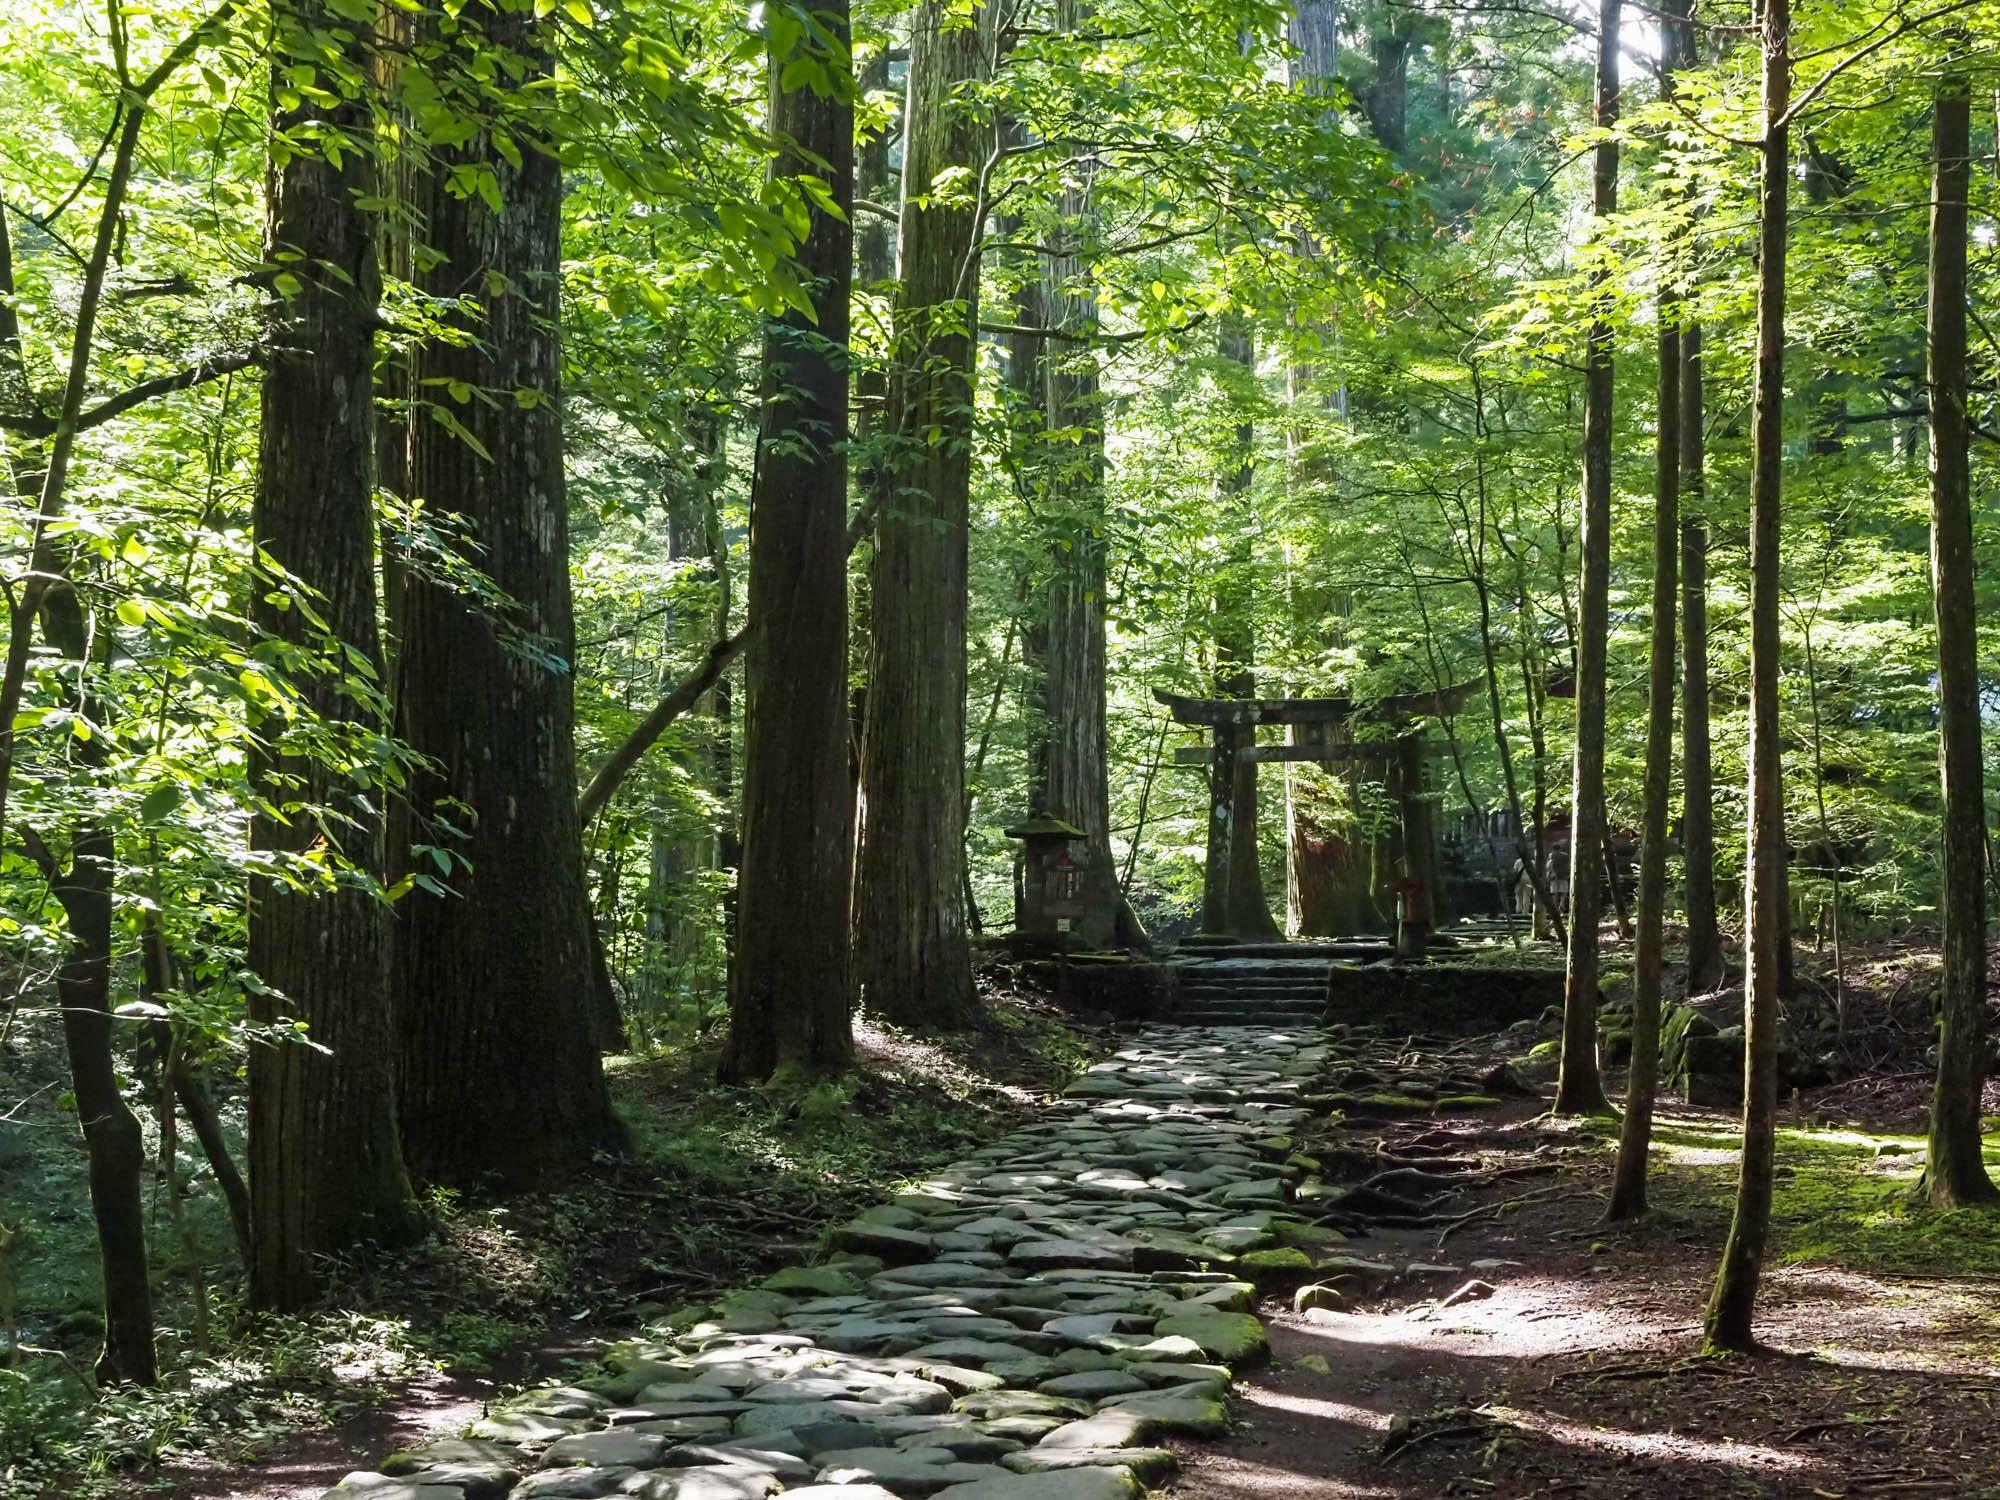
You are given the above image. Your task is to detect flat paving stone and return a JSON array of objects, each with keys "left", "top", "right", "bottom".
[{"left": 322, "top": 1025, "right": 1333, "bottom": 1500}]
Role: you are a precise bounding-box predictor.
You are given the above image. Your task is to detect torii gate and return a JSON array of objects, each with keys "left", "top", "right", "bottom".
[{"left": 1154, "top": 682, "right": 1475, "bottom": 957}]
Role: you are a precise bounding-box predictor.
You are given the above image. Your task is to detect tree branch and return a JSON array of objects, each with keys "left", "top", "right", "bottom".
[{"left": 0, "top": 350, "right": 258, "bottom": 437}]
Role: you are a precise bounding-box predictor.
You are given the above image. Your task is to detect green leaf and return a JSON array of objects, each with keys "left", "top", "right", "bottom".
[{"left": 139, "top": 783, "right": 183, "bottom": 823}]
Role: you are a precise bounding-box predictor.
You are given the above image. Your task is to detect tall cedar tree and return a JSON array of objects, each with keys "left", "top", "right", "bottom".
[
  {"left": 1679, "top": 322, "right": 1722, "bottom": 992},
  {"left": 722, "top": 2, "right": 857, "bottom": 1080},
  {"left": 1922, "top": 74, "right": 1995, "bottom": 1206},
  {"left": 1283, "top": 0, "right": 1377, "bottom": 939},
  {"left": 855, "top": 0, "right": 993, "bottom": 1025},
  {"left": 1553, "top": 0, "right": 1619, "bottom": 1115},
  {"left": 1705, "top": 0, "right": 1788, "bottom": 1351},
  {"left": 393, "top": 4, "right": 620, "bottom": 1184},
  {"left": 1206, "top": 314, "right": 1282, "bottom": 940},
  {"left": 249, "top": 0, "right": 419, "bottom": 1307},
  {"left": 1025, "top": 0, "right": 1146, "bottom": 949}
]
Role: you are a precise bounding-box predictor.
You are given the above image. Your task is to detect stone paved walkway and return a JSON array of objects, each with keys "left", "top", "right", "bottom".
[{"left": 326, "top": 1025, "right": 1332, "bottom": 1500}]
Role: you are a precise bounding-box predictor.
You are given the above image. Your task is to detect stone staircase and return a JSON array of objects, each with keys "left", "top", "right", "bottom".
[{"left": 1173, "top": 947, "right": 1361, "bottom": 1025}]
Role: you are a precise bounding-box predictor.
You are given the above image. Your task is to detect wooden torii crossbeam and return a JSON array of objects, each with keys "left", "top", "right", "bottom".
[{"left": 1153, "top": 682, "right": 1476, "bottom": 952}]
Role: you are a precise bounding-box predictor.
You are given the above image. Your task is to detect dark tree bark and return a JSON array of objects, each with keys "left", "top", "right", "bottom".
[
  {"left": 1553, "top": 0, "right": 1620, "bottom": 1117},
  {"left": 393, "top": 4, "right": 620, "bottom": 1185},
  {"left": 1019, "top": 6, "right": 1146, "bottom": 951},
  {"left": 1205, "top": 315, "right": 1282, "bottom": 941},
  {"left": 248, "top": 0, "right": 420, "bottom": 1309},
  {"left": 1679, "top": 324, "right": 1724, "bottom": 993},
  {"left": 1283, "top": 0, "right": 1372, "bottom": 939},
  {"left": 1706, "top": 0, "right": 1789, "bottom": 1352},
  {"left": 722, "top": 0, "right": 857, "bottom": 1082},
  {"left": 47, "top": 824, "right": 153, "bottom": 1383},
  {"left": 1611, "top": 18, "right": 1686, "bottom": 1211},
  {"left": 1367, "top": 34, "right": 1410, "bottom": 154},
  {"left": 31, "top": 585, "right": 154, "bottom": 1384},
  {"left": 854, "top": 0, "right": 993, "bottom": 1025},
  {"left": 1922, "top": 76, "right": 1995, "bottom": 1207}
]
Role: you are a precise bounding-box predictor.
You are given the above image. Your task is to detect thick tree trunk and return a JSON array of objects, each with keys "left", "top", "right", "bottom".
[
  {"left": 854, "top": 0, "right": 993, "bottom": 1024},
  {"left": 1207, "top": 316, "right": 1281, "bottom": 940},
  {"left": 393, "top": 5, "right": 619, "bottom": 1185},
  {"left": 1706, "top": 0, "right": 1789, "bottom": 1351},
  {"left": 1367, "top": 34, "right": 1410, "bottom": 154},
  {"left": 723, "top": 1, "right": 857, "bottom": 1081},
  {"left": 1679, "top": 330, "right": 1724, "bottom": 992},
  {"left": 1023, "top": 28, "right": 1146, "bottom": 951},
  {"left": 1610, "top": 126, "right": 1684, "bottom": 1216},
  {"left": 1553, "top": 0, "right": 1620, "bottom": 1117},
  {"left": 1288, "top": 724, "right": 1377, "bottom": 936},
  {"left": 1922, "top": 77, "right": 1995, "bottom": 1207},
  {"left": 248, "top": 0, "right": 420, "bottom": 1308},
  {"left": 1282, "top": 0, "right": 1368, "bottom": 938}
]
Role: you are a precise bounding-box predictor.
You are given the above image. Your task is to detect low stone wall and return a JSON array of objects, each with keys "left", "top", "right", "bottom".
[
  {"left": 1324, "top": 962, "right": 1566, "bottom": 1035},
  {"left": 1007, "top": 958, "right": 1178, "bottom": 1024}
]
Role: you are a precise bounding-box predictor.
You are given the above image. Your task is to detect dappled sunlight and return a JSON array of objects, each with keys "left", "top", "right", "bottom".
[
  {"left": 1484, "top": 1403, "right": 1833, "bottom": 1476},
  {"left": 1291, "top": 1278, "right": 1669, "bottom": 1361},
  {"left": 1235, "top": 1384, "right": 1394, "bottom": 1433}
]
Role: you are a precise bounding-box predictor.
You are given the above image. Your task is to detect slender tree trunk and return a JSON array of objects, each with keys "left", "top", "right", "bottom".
[
  {"left": 248, "top": 0, "right": 420, "bottom": 1308},
  {"left": 722, "top": 0, "right": 857, "bottom": 1080},
  {"left": 1610, "top": 101, "right": 1685, "bottom": 1215},
  {"left": 1922, "top": 76, "right": 1995, "bottom": 1207},
  {"left": 854, "top": 0, "right": 993, "bottom": 1023},
  {"left": 1680, "top": 333, "right": 1723, "bottom": 991},
  {"left": 1553, "top": 0, "right": 1620, "bottom": 1116},
  {"left": 34, "top": 585, "right": 155, "bottom": 1384},
  {"left": 393, "top": 4, "right": 620, "bottom": 1184},
  {"left": 1706, "top": 0, "right": 1789, "bottom": 1351},
  {"left": 849, "top": 42, "right": 894, "bottom": 869}
]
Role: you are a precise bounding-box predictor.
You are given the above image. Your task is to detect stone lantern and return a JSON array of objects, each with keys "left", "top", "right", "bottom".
[{"left": 1004, "top": 815, "right": 1115, "bottom": 949}]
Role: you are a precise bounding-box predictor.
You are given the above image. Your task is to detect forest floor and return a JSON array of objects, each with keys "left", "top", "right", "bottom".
[
  {"left": 2, "top": 978, "right": 1112, "bottom": 1499},
  {"left": 13, "top": 935, "right": 2000, "bottom": 1500},
  {"left": 1167, "top": 954, "right": 2000, "bottom": 1500}
]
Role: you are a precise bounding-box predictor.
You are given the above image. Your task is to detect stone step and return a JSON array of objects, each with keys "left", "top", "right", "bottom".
[
  {"left": 1168, "top": 1016, "right": 1328, "bottom": 1032},
  {"left": 1178, "top": 939, "right": 1390, "bottom": 960},
  {"left": 1181, "top": 986, "right": 1326, "bottom": 998},
  {"left": 1178, "top": 999, "right": 1324, "bottom": 1015}
]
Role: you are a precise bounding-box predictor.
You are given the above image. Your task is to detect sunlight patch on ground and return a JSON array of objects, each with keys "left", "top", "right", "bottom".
[
  {"left": 1174, "top": 1457, "right": 1402, "bottom": 1500},
  {"left": 1754, "top": 1266, "right": 2000, "bottom": 1377},
  {"left": 1484, "top": 1404, "right": 1832, "bottom": 1475},
  {"left": 1237, "top": 1384, "right": 1393, "bottom": 1432},
  {"left": 1292, "top": 1280, "right": 1666, "bottom": 1361}
]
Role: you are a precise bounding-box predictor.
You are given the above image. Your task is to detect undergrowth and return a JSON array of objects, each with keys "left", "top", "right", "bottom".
[{"left": 1634, "top": 1115, "right": 2000, "bottom": 1279}]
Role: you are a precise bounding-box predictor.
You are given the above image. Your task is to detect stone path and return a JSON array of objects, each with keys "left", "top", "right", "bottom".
[{"left": 324, "top": 1025, "right": 1332, "bottom": 1500}]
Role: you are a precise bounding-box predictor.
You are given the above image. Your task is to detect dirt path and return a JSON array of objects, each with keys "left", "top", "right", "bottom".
[{"left": 1166, "top": 1083, "right": 2000, "bottom": 1500}]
